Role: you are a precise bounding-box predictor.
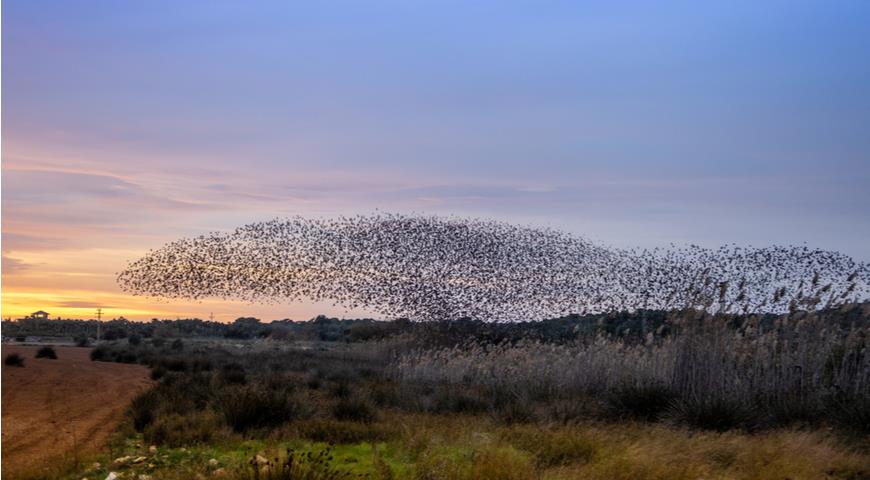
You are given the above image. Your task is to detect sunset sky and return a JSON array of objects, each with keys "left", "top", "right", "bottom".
[{"left": 3, "top": 1, "right": 869, "bottom": 321}]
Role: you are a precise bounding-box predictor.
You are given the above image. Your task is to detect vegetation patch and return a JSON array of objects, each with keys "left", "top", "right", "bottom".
[
  {"left": 5, "top": 352, "right": 25, "bottom": 367},
  {"left": 35, "top": 346, "right": 58, "bottom": 359}
]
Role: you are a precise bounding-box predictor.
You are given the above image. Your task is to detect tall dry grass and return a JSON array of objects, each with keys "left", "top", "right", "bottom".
[{"left": 395, "top": 306, "right": 870, "bottom": 430}]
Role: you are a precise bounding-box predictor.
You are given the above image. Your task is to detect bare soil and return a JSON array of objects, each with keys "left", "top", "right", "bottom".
[{"left": 1, "top": 345, "right": 152, "bottom": 477}]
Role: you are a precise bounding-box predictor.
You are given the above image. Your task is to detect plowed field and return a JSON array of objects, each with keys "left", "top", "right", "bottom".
[{"left": 1, "top": 345, "right": 152, "bottom": 477}]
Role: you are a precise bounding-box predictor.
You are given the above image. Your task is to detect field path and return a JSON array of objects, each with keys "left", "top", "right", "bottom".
[{"left": 1, "top": 345, "right": 153, "bottom": 477}]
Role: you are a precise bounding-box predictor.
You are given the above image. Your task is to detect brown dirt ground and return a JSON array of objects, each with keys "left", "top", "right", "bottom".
[{"left": 2, "top": 345, "right": 153, "bottom": 477}]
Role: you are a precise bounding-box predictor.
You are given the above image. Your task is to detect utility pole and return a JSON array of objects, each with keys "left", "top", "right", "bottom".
[
  {"left": 96, "top": 308, "right": 102, "bottom": 343},
  {"left": 209, "top": 312, "right": 214, "bottom": 322}
]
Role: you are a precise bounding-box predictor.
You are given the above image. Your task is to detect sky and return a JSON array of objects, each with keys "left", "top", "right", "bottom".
[{"left": 2, "top": 1, "right": 869, "bottom": 321}]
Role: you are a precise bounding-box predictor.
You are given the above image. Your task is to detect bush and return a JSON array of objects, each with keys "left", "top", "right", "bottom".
[
  {"left": 151, "top": 366, "right": 167, "bottom": 381},
  {"left": 90, "top": 345, "right": 110, "bottom": 361},
  {"left": 5, "top": 353, "right": 25, "bottom": 367},
  {"left": 128, "top": 334, "right": 142, "bottom": 346},
  {"left": 116, "top": 350, "right": 138, "bottom": 363},
  {"left": 75, "top": 336, "right": 90, "bottom": 347},
  {"left": 220, "top": 363, "right": 247, "bottom": 385},
  {"left": 161, "top": 357, "right": 187, "bottom": 372},
  {"left": 130, "top": 389, "right": 161, "bottom": 431},
  {"left": 171, "top": 339, "right": 184, "bottom": 351},
  {"left": 218, "top": 385, "right": 305, "bottom": 432},
  {"left": 332, "top": 395, "right": 377, "bottom": 423},
  {"left": 35, "top": 346, "right": 58, "bottom": 359},
  {"left": 144, "top": 411, "right": 223, "bottom": 447},
  {"left": 191, "top": 356, "right": 213, "bottom": 372},
  {"left": 305, "top": 375, "right": 322, "bottom": 390},
  {"left": 330, "top": 381, "right": 352, "bottom": 399}
]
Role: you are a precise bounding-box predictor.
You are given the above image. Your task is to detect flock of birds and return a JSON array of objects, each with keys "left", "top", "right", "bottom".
[{"left": 117, "top": 213, "right": 870, "bottom": 321}]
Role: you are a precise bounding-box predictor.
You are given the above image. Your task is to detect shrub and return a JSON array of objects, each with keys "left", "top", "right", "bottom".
[
  {"left": 90, "top": 345, "right": 109, "bottom": 361},
  {"left": 221, "top": 363, "right": 247, "bottom": 385},
  {"left": 151, "top": 366, "right": 167, "bottom": 381},
  {"left": 144, "top": 411, "right": 223, "bottom": 447},
  {"left": 35, "top": 346, "right": 58, "bottom": 359},
  {"left": 369, "top": 382, "right": 401, "bottom": 407},
  {"left": 305, "top": 375, "right": 322, "bottom": 390},
  {"left": 161, "top": 357, "right": 187, "bottom": 372},
  {"left": 116, "top": 350, "right": 138, "bottom": 363},
  {"left": 128, "top": 334, "right": 142, "bottom": 346},
  {"left": 218, "top": 385, "right": 305, "bottom": 432},
  {"left": 171, "top": 338, "right": 184, "bottom": 351},
  {"left": 130, "top": 389, "right": 161, "bottom": 431},
  {"left": 330, "top": 381, "right": 352, "bottom": 399},
  {"left": 74, "top": 336, "right": 90, "bottom": 347},
  {"left": 191, "top": 356, "right": 213, "bottom": 372},
  {"left": 5, "top": 353, "right": 25, "bottom": 367},
  {"left": 332, "top": 395, "right": 377, "bottom": 423}
]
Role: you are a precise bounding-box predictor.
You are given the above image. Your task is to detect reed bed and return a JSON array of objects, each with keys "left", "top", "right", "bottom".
[{"left": 395, "top": 307, "right": 870, "bottom": 430}]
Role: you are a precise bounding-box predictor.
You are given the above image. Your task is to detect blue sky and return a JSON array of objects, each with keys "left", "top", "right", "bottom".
[{"left": 3, "top": 1, "right": 869, "bottom": 320}]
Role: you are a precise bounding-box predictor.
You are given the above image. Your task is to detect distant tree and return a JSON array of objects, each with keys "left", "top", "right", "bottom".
[
  {"left": 268, "top": 325, "right": 293, "bottom": 341},
  {"left": 102, "top": 328, "right": 127, "bottom": 340}
]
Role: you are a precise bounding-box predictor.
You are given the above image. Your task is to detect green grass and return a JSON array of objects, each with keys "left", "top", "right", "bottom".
[{"left": 54, "top": 415, "right": 870, "bottom": 480}]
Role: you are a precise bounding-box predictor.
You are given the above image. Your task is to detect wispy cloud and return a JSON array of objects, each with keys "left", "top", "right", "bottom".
[
  {"left": 2, "top": 256, "right": 33, "bottom": 274},
  {"left": 54, "top": 300, "right": 116, "bottom": 309}
]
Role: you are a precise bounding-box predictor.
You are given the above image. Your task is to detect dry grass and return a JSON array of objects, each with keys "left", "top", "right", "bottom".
[
  {"left": 393, "top": 414, "right": 870, "bottom": 479},
  {"left": 396, "top": 308, "right": 870, "bottom": 430}
]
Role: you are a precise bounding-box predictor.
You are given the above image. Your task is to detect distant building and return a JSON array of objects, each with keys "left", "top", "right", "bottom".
[{"left": 27, "top": 310, "right": 50, "bottom": 320}]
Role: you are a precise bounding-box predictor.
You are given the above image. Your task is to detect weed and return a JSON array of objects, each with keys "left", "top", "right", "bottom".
[{"left": 240, "top": 446, "right": 350, "bottom": 480}]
